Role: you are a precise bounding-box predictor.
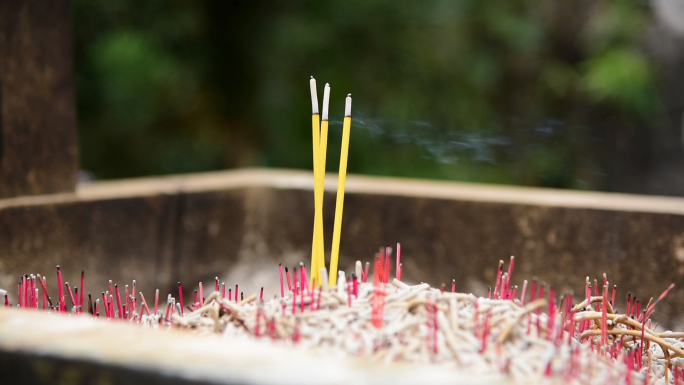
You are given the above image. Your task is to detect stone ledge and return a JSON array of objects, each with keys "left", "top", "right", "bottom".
[{"left": 0, "top": 307, "right": 508, "bottom": 385}]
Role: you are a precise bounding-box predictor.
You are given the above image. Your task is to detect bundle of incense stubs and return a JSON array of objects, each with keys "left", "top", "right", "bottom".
[
  {"left": 308, "top": 77, "right": 352, "bottom": 289},
  {"left": 6, "top": 255, "right": 684, "bottom": 385},
  {"left": 169, "top": 256, "right": 684, "bottom": 385}
]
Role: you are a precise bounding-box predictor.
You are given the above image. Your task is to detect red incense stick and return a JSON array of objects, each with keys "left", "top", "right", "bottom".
[
  {"left": 65, "top": 282, "right": 77, "bottom": 309},
  {"left": 601, "top": 285, "right": 608, "bottom": 347},
  {"left": 396, "top": 243, "right": 402, "bottom": 281},
  {"left": 299, "top": 271, "right": 304, "bottom": 313},
  {"left": 644, "top": 283, "right": 675, "bottom": 321},
  {"left": 480, "top": 312, "right": 490, "bottom": 353},
  {"left": 285, "top": 267, "right": 292, "bottom": 292},
  {"left": 506, "top": 256, "right": 515, "bottom": 288},
  {"left": 178, "top": 282, "right": 184, "bottom": 316},
  {"left": 500, "top": 273, "right": 509, "bottom": 300},
  {"left": 115, "top": 284, "right": 123, "bottom": 320},
  {"left": 384, "top": 246, "right": 391, "bottom": 283},
  {"left": 529, "top": 278, "right": 538, "bottom": 302},
  {"left": 43, "top": 276, "right": 53, "bottom": 308},
  {"left": 352, "top": 274, "right": 358, "bottom": 297},
  {"left": 279, "top": 263, "right": 285, "bottom": 298},
  {"left": 493, "top": 260, "right": 504, "bottom": 299},
  {"left": 41, "top": 278, "right": 47, "bottom": 309},
  {"left": 154, "top": 289, "right": 159, "bottom": 316},
  {"left": 80, "top": 271, "right": 85, "bottom": 314},
  {"left": 585, "top": 277, "right": 591, "bottom": 306},
  {"left": 631, "top": 299, "right": 639, "bottom": 319},
  {"left": 30, "top": 276, "right": 36, "bottom": 308},
  {"left": 593, "top": 279, "right": 598, "bottom": 297},
  {"left": 131, "top": 280, "right": 137, "bottom": 313},
  {"left": 300, "top": 263, "right": 309, "bottom": 293},
  {"left": 124, "top": 285, "right": 129, "bottom": 317},
  {"left": 520, "top": 280, "right": 528, "bottom": 306},
  {"left": 139, "top": 292, "right": 151, "bottom": 315},
  {"left": 101, "top": 292, "right": 108, "bottom": 317},
  {"left": 22, "top": 275, "right": 28, "bottom": 308},
  {"left": 164, "top": 295, "right": 172, "bottom": 322},
  {"left": 57, "top": 266, "right": 66, "bottom": 312}
]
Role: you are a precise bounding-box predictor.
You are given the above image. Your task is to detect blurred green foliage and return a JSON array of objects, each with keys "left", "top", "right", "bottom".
[{"left": 74, "top": 0, "right": 658, "bottom": 191}]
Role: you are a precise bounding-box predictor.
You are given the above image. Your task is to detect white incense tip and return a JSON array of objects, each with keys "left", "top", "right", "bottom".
[
  {"left": 337, "top": 271, "right": 346, "bottom": 295},
  {"left": 0, "top": 289, "right": 6, "bottom": 297},
  {"left": 344, "top": 94, "right": 352, "bottom": 117},
  {"left": 320, "top": 268, "right": 329, "bottom": 291},
  {"left": 310, "top": 77, "right": 319, "bottom": 114},
  {"left": 322, "top": 83, "right": 331, "bottom": 121}
]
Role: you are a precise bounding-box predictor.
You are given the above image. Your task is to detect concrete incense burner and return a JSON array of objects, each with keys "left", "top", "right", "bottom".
[
  {"left": 2, "top": 246, "right": 684, "bottom": 385},
  {"left": 3, "top": 80, "right": 684, "bottom": 384}
]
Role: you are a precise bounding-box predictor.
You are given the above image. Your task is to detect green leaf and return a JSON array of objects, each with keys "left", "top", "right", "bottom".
[{"left": 580, "top": 48, "right": 655, "bottom": 116}]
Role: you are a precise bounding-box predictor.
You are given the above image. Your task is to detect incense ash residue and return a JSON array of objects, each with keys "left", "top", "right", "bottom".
[{"left": 5, "top": 255, "right": 684, "bottom": 385}]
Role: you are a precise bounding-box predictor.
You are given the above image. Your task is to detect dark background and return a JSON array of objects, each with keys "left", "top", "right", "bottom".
[{"left": 73, "top": 0, "right": 684, "bottom": 196}]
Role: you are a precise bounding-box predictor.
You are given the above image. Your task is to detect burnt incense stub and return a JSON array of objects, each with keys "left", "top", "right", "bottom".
[{"left": 0, "top": 0, "right": 79, "bottom": 198}]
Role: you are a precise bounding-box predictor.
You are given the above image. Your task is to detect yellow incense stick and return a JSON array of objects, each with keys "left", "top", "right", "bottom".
[
  {"left": 309, "top": 77, "right": 321, "bottom": 284},
  {"left": 329, "top": 94, "right": 352, "bottom": 287},
  {"left": 315, "top": 83, "right": 330, "bottom": 286}
]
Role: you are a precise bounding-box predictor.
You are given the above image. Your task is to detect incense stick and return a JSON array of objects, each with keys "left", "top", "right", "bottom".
[
  {"left": 329, "top": 94, "right": 352, "bottom": 287},
  {"left": 314, "top": 82, "right": 330, "bottom": 286},
  {"left": 310, "top": 76, "right": 322, "bottom": 285}
]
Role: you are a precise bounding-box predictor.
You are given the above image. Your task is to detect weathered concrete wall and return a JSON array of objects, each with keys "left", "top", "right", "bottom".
[{"left": 0, "top": 169, "right": 683, "bottom": 327}]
